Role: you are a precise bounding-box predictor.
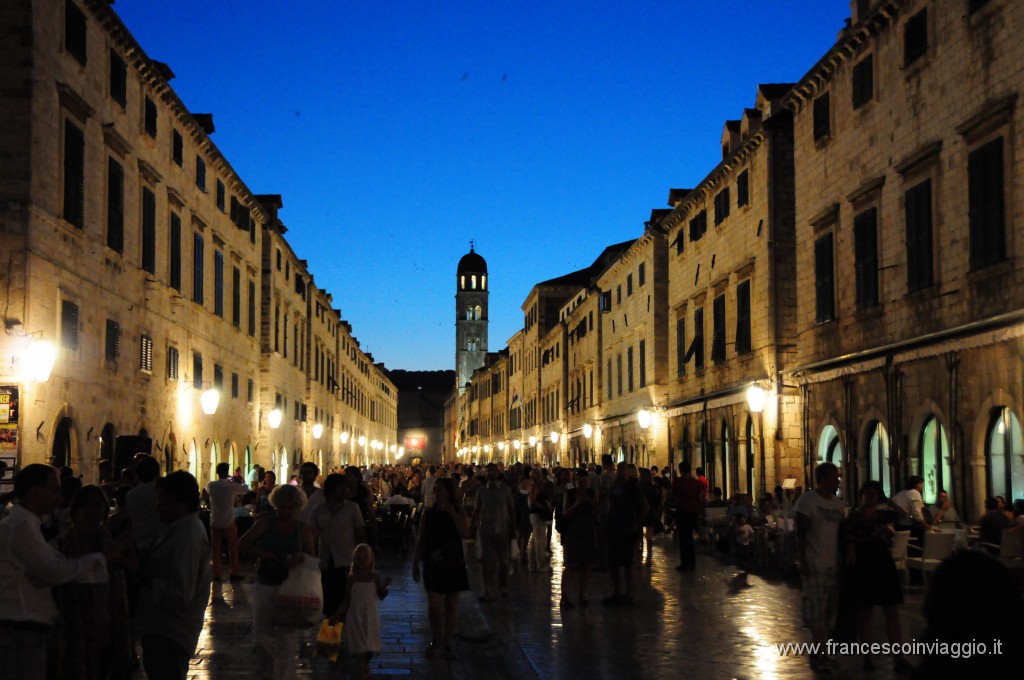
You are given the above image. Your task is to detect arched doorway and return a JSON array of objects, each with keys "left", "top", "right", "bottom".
[
  {"left": 188, "top": 439, "right": 198, "bottom": 480},
  {"left": 165, "top": 433, "right": 177, "bottom": 474},
  {"left": 51, "top": 416, "right": 73, "bottom": 469},
  {"left": 100, "top": 423, "right": 116, "bottom": 464},
  {"left": 918, "top": 415, "right": 951, "bottom": 505},
  {"left": 817, "top": 424, "right": 843, "bottom": 497},
  {"left": 278, "top": 446, "right": 289, "bottom": 483},
  {"left": 719, "top": 419, "right": 733, "bottom": 498},
  {"left": 865, "top": 421, "right": 891, "bottom": 496},
  {"left": 986, "top": 406, "right": 1023, "bottom": 501},
  {"left": 744, "top": 416, "right": 756, "bottom": 496}
]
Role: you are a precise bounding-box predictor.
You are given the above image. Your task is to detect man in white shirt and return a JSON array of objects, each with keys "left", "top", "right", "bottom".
[
  {"left": 794, "top": 462, "right": 846, "bottom": 674},
  {"left": 311, "top": 474, "right": 365, "bottom": 616},
  {"left": 205, "top": 462, "right": 248, "bottom": 581},
  {"left": 892, "top": 475, "right": 928, "bottom": 542},
  {"left": 0, "top": 464, "right": 110, "bottom": 680},
  {"left": 421, "top": 465, "right": 438, "bottom": 508},
  {"left": 296, "top": 461, "right": 324, "bottom": 526}
]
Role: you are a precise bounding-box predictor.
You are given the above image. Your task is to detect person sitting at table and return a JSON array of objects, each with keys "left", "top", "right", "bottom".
[
  {"left": 926, "top": 489, "right": 961, "bottom": 527},
  {"left": 978, "top": 497, "right": 1012, "bottom": 553},
  {"left": 891, "top": 476, "right": 928, "bottom": 543}
]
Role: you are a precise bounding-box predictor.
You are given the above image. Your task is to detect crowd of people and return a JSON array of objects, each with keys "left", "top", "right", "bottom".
[{"left": 1, "top": 454, "right": 1022, "bottom": 679}]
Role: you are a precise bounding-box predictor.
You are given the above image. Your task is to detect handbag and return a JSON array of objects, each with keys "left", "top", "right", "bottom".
[
  {"left": 271, "top": 556, "right": 323, "bottom": 628},
  {"left": 315, "top": 619, "right": 343, "bottom": 661}
]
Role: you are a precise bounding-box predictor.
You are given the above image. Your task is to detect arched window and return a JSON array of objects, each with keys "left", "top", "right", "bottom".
[
  {"left": 467, "top": 338, "right": 478, "bottom": 352},
  {"left": 987, "top": 406, "right": 1024, "bottom": 501},
  {"left": 279, "top": 447, "right": 290, "bottom": 483},
  {"left": 818, "top": 424, "right": 842, "bottom": 464},
  {"left": 919, "top": 415, "right": 951, "bottom": 505},
  {"left": 474, "top": 305, "right": 482, "bottom": 320},
  {"left": 866, "top": 420, "right": 891, "bottom": 496},
  {"left": 51, "top": 417, "right": 73, "bottom": 469},
  {"left": 471, "top": 275, "right": 477, "bottom": 289},
  {"left": 482, "top": 275, "right": 487, "bottom": 290},
  {"left": 100, "top": 423, "right": 116, "bottom": 463},
  {"left": 719, "top": 419, "right": 732, "bottom": 496},
  {"left": 460, "top": 275, "right": 465, "bottom": 290}
]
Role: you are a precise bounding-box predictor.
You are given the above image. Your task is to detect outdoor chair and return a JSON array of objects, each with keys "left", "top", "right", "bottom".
[{"left": 906, "top": 530, "right": 955, "bottom": 590}]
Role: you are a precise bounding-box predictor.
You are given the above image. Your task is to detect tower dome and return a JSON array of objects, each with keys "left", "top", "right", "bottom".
[{"left": 457, "top": 245, "right": 487, "bottom": 275}]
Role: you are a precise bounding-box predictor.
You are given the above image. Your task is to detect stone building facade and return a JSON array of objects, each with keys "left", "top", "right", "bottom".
[
  {"left": 0, "top": 0, "right": 395, "bottom": 484},
  {"left": 446, "top": 0, "right": 1024, "bottom": 520}
]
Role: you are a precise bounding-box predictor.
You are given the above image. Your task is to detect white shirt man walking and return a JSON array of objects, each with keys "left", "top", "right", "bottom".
[{"left": 206, "top": 462, "right": 248, "bottom": 581}]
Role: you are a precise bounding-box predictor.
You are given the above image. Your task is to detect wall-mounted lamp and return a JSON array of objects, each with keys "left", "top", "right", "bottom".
[
  {"left": 637, "top": 408, "right": 651, "bottom": 430},
  {"left": 549, "top": 431, "right": 559, "bottom": 444},
  {"left": 340, "top": 431, "right": 350, "bottom": 444},
  {"left": 268, "top": 408, "right": 283, "bottom": 429},
  {"left": 746, "top": 385, "right": 767, "bottom": 414},
  {"left": 583, "top": 423, "right": 593, "bottom": 439},
  {"left": 200, "top": 388, "right": 220, "bottom": 415},
  {"left": 311, "top": 423, "right": 323, "bottom": 439}
]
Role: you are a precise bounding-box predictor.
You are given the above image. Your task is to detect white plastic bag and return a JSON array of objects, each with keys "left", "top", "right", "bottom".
[{"left": 271, "top": 555, "right": 323, "bottom": 628}]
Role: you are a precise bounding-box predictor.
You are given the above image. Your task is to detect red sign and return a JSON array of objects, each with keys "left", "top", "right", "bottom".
[{"left": 404, "top": 436, "right": 425, "bottom": 450}]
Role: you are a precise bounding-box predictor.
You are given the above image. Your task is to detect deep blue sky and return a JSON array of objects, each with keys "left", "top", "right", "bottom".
[{"left": 113, "top": 1, "right": 850, "bottom": 371}]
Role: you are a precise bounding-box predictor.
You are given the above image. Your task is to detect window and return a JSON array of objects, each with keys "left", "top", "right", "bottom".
[
  {"left": 63, "top": 120, "right": 84, "bottom": 228},
  {"left": 854, "top": 208, "right": 879, "bottom": 308},
  {"left": 813, "top": 92, "right": 831, "bottom": 141},
  {"left": 714, "top": 187, "right": 730, "bottom": 225},
  {"left": 192, "top": 352, "right": 203, "bottom": 390},
  {"left": 919, "top": 415, "right": 951, "bottom": 505},
  {"left": 232, "top": 267, "right": 241, "bottom": 327},
  {"left": 607, "top": 359, "right": 613, "bottom": 399},
  {"left": 141, "top": 187, "right": 156, "bottom": 274},
  {"left": 213, "top": 251, "right": 224, "bottom": 317},
  {"left": 693, "top": 307, "right": 705, "bottom": 370},
  {"left": 247, "top": 378, "right": 255, "bottom": 405},
  {"left": 815, "top": 233, "right": 836, "bottom": 322},
  {"left": 905, "top": 179, "right": 933, "bottom": 292},
  {"left": 616, "top": 354, "right": 623, "bottom": 396},
  {"left": 737, "top": 170, "right": 749, "bottom": 207},
  {"left": 65, "top": 1, "right": 87, "bottom": 65},
  {"left": 987, "top": 407, "right": 1024, "bottom": 501},
  {"left": 248, "top": 280, "right": 256, "bottom": 336},
  {"left": 195, "top": 157, "right": 206, "bottom": 191},
  {"left": 144, "top": 96, "right": 157, "bottom": 138},
  {"left": 712, "top": 294, "right": 726, "bottom": 364},
  {"left": 639, "top": 339, "right": 646, "bottom": 387},
  {"left": 627, "top": 273, "right": 633, "bottom": 296},
  {"left": 866, "top": 421, "right": 892, "bottom": 497},
  {"left": 904, "top": 8, "right": 928, "bottom": 66},
  {"left": 169, "top": 213, "right": 182, "bottom": 291},
  {"left": 105, "top": 319, "right": 120, "bottom": 361},
  {"left": 852, "top": 54, "right": 873, "bottom": 109},
  {"left": 676, "top": 317, "right": 686, "bottom": 378},
  {"left": 109, "top": 49, "right": 126, "bottom": 107},
  {"left": 216, "top": 180, "right": 225, "bottom": 211},
  {"left": 968, "top": 137, "right": 1006, "bottom": 270},
  {"left": 627, "top": 346, "right": 634, "bottom": 392},
  {"left": 106, "top": 158, "right": 124, "bottom": 252},
  {"left": 616, "top": 285, "right": 621, "bottom": 305},
  {"left": 689, "top": 210, "right": 707, "bottom": 241},
  {"left": 167, "top": 346, "right": 179, "bottom": 380},
  {"left": 193, "top": 232, "right": 204, "bottom": 304},
  {"left": 61, "top": 300, "right": 79, "bottom": 350},
  {"left": 736, "top": 280, "right": 751, "bottom": 354},
  {"left": 172, "top": 130, "right": 183, "bottom": 166},
  {"left": 638, "top": 262, "right": 646, "bottom": 287},
  {"left": 231, "top": 373, "right": 239, "bottom": 399},
  {"left": 140, "top": 335, "right": 153, "bottom": 373},
  {"left": 214, "top": 363, "right": 223, "bottom": 389}
]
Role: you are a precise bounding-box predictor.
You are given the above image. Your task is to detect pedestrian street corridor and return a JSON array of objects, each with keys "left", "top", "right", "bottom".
[{"left": 140, "top": 534, "right": 930, "bottom": 680}]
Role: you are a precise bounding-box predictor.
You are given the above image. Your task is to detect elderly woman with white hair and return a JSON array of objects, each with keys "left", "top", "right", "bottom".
[{"left": 239, "top": 483, "right": 315, "bottom": 680}]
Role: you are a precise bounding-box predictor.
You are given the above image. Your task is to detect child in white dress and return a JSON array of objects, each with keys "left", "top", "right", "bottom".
[{"left": 330, "top": 543, "right": 391, "bottom": 680}]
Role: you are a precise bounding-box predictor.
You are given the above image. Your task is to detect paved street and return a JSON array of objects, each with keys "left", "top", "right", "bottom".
[{"left": 156, "top": 532, "right": 930, "bottom": 680}]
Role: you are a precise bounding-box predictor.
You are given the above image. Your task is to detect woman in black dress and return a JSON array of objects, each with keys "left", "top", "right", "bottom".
[
  {"left": 560, "top": 468, "right": 598, "bottom": 607},
  {"left": 412, "top": 477, "right": 469, "bottom": 659},
  {"left": 842, "top": 480, "right": 910, "bottom": 672}
]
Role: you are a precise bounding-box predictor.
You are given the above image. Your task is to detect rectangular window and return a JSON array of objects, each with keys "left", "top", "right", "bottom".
[
  {"left": 712, "top": 294, "right": 726, "bottom": 364},
  {"left": 141, "top": 187, "right": 156, "bottom": 274},
  {"left": 815, "top": 233, "right": 836, "bottom": 322},
  {"left": 616, "top": 285, "right": 621, "bottom": 305},
  {"left": 247, "top": 378, "right": 255, "bottom": 405},
  {"left": 216, "top": 180, "right": 225, "bottom": 211},
  {"left": 638, "top": 262, "right": 646, "bottom": 287},
  {"left": 714, "top": 187, "right": 730, "bottom": 225},
  {"left": 172, "top": 130, "right": 183, "bottom": 166},
  {"left": 627, "top": 273, "right": 633, "bottom": 296},
  {"left": 192, "top": 352, "right": 203, "bottom": 390},
  {"left": 169, "top": 213, "right": 181, "bottom": 291},
  {"left": 144, "top": 96, "right": 157, "bottom": 138},
  {"left": 854, "top": 208, "right": 879, "bottom": 308},
  {"left": 140, "top": 335, "right": 153, "bottom": 373},
  {"left": 607, "top": 359, "right": 613, "bottom": 399},
  {"left": 214, "top": 251, "right": 224, "bottom": 317},
  {"left": 109, "top": 49, "right": 126, "bottom": 107},
  {"left": 232, "top": 267, "right": 241, "bottom": 327},
  {"left": 195, "top": 157, "right": 206, "bottom": 191},
  {"left": 904, "top": 8, "right": 928, "bottom": 66},
  {"left": 63, "top": 119, "right": 85, "bottom": 228},
  {"left": 852, "top": 54, "right": 873, "bottom": 109},
  {"left": 639, "top": 339, "right": 646, "bottom": 387},
  {"left": 676, "top": 317, "right": 686, "bottom": 377},
  {"left": 813, "top": 92, "right": 831, "bottom": 141},
  {"left": 248, "top": 280, "right": 256, "bottom": 336},
  {"left": 231, "top": 372, "right": 239, "bottom": 399},
  {"left": 105, "top": 319, "right": 120, "bottom": 361},
  {"left": 214, "top": 363, "right": 223, "bottom": 389},
  {"left": 616, "top": 354, "right": 623, "bottom": 396},
  {"left": 737, "top": 170, "right": 749, "bottom": 207},
  {"left": 627, "top": 346, "right": 634, "bottom": 392},
  {"left": 167, "top": 346, "right": 179, "bottom": 380},
  {"left": 65, "top": 1, "right": 87, "bottom": 65},
  {"left": 736, "top": 280, "right": 751, "bottom": 355},
  {"left": 693, "top": 307, "right": 705, "bottom": 370},
  {"left": 905, "top": 179, "right": 934, "bottom": 292},
  {"left": 968, "top": 137, "right": 1006, "bottom": 270},
  {"left": 61, "top": 300, "right": 79, "bottom": 350},
  {"left": 192, "top": 232, "right": 204, "bottom": 304},
  {"left": 106, "top": 158, "right": 124, "bottom": 252},
  {"left": 689, "top": 210, "right": 707, "bottom": 241}
]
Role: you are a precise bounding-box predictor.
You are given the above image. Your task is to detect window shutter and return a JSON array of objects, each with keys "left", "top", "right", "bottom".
[
  {"left": 905, "top": 180, "right": 933, "bottom": 291},
  {"left": 141, "top": 188, "right": 156, "bottom": 274},
  {"left": 63, "top": 120, "right": 85, "bottom": 228},
  {"left": 61, "top": 300, "right": 80, "bottom": 350},
  {"left": 854, "top": 208, "right": 878, "bottom": 308},
  {"left": 712, "top": 295, "right": 726, "bottom": 363},
  {"left": 193, "top": 352, "right": 203, "bottom": 390},
  {"left": 140, "top": 335, "right": 153, "bottom": 373},
  {"left": 736, "top": 280, "right": 751, "bottom": 354},
  {"left": 169, "top": 213, "right": 182, "bottom": 291},
  {"left": 815, "top": 233, "right": 835, "bottom": 322},
  {"left": 105, "top": 319, "right": 120, "bottom": 361},
  {"left": 968, "top": 137, "right": 1005, "bottom": 270},
  {"left": 107, "top": 158, "right": 124, "bottom": 252},
  {"left": 168, "top": 346, "right": 179, "bottom": 380}
]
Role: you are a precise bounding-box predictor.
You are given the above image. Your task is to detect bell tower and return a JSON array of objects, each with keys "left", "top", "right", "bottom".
[{"left": 456, "top": 242, "right": 488, "bottom": 394}]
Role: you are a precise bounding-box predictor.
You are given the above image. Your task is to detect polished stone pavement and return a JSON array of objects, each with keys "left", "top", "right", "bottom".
[{"left": 145, "top": 532, "right": 930, "bottom": 680}]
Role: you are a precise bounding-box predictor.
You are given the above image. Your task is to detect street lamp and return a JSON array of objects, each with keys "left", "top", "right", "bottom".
[
  {"left": 200, "top": 387, "right": 220, "bottom": 415},
  {"left": 24, "top": 339, "right": 57, "bottom": 382},
  {"left": 312, "top": 423, "right": 323, "bottom": 440},
  {"left": 268, "top": 408, "right": 283, "bottom": 429},
  {"left": 340, "top": 431, "right": 350, "bottom": 444},
  {"left": 747, "top": 385, "right": 768, "bottom": 495}
]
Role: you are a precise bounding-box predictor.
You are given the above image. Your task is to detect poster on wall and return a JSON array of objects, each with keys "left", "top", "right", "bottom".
[
  {"left": 404, "top": 436, "right": 426, "bottom": 451},
  {"left": 0, "top": 386, "right": 17, "bottom": 493}
]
